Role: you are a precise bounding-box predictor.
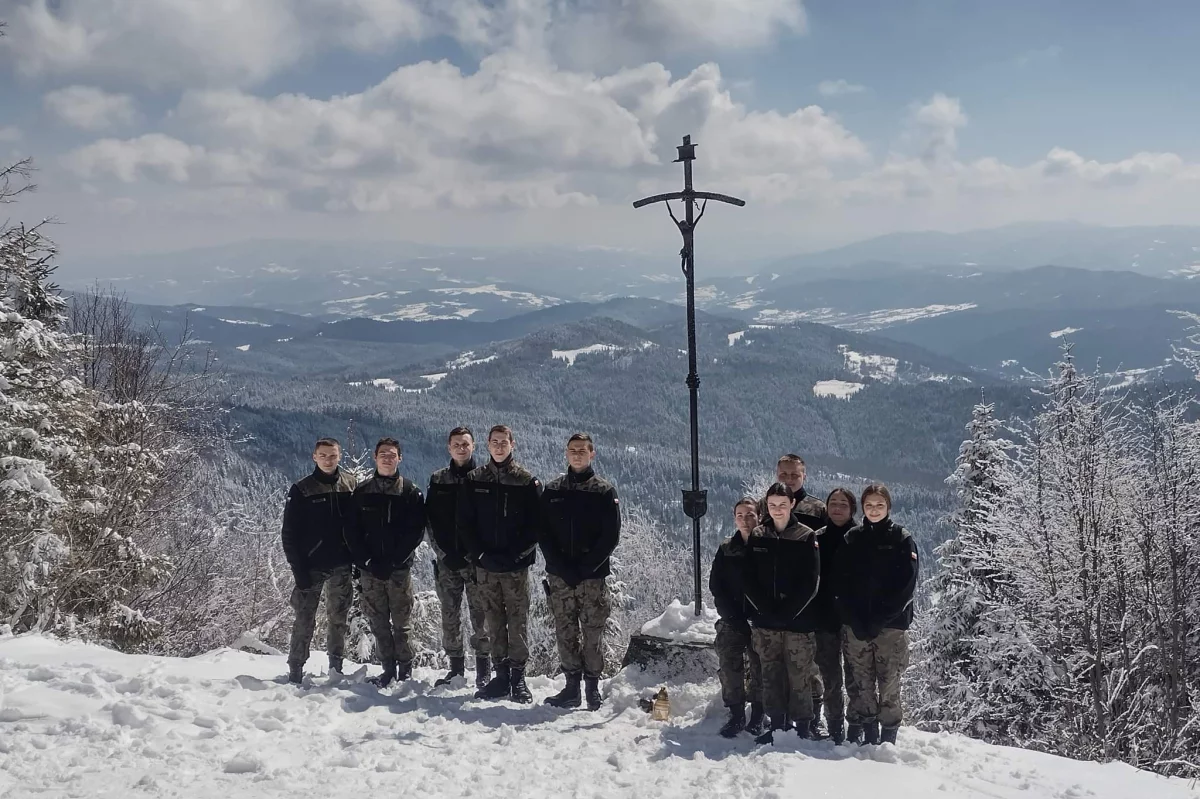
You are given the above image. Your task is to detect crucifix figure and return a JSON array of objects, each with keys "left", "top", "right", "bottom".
[{"left": 633, "top": 135, "right": 745, "bottom": 616}]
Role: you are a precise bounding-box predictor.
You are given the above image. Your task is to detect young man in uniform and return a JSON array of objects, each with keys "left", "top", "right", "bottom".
[
  {"left": 426, "top": 427, "right": 492, "bottom": 689},
  {"left": 281, "top": 437, "right": 358, "bottom": 684},
  {"left": 539, "top": 433, "right": 621, "bottom": 712},
  {"left": 457, "top": 425, "right": 542, "bottom": 703},
  {"left": 346, "top": 437, "right": 426, "bottom": 687}
]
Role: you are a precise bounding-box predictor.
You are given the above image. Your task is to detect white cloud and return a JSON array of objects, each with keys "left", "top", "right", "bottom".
[
  {"left": 817, "top": 79, "right": 866, "bottom": 97},
  {"left": 63, "top": 56, "right": 865, "bottom": 211},
  {"left": 911, "top": 93, "right": 968, "bottom": 165},
  {"left": 0, "top": 126, "right": 21, "bottom": 143},
  {"left": 2, "top": 0, "right": 806, "bottom": 89},
  {"left": 44, "top": 85, "right": 139, "bottom": 130}
]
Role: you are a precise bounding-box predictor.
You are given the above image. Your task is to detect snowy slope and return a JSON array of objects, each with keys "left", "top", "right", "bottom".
[{"left": 0, "top": 635, "right": 1195, "bottom": 799}]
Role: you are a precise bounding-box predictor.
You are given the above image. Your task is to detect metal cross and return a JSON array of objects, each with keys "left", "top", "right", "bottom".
[{"left": 633, "top": 135, "right": 745, "bottom": 617}]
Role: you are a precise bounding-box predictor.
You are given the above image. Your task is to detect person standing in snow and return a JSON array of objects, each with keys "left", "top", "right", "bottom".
[
  {"left": 709, "top": 497, "right": 765, "bottom": 738},
  {"left": 809, "top": 487, "right": 858, "bottom": 744},
  {"left": 538, "top": 433, "right": 621, "bottom": 712},
  {"left": 426, "top": 427, "right": 492, "bottom": 690},
  {"left": 743, "top": 483, "right": 821, "bottom": 744},
  {"left": 281, "top": 437, "right": 358, "bottom": 684},
  {"left": 346, "top": 437, "right": 426, "bottom": 688},
  {"left": 834, "top": 483, "right": 918, "bottom": 745},
  {"left": 456, "top": 424, "right": 542, "bottom": 704}
]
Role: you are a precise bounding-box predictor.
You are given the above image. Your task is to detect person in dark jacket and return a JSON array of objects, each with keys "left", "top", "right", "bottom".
[
  {"left": 456, "top": 424, "right": 542, "bottom": 703},
  {"left": 709, "top": 497, "right": 765, "bottom": 738},
  {"left": 743, "top": 483, "right": 820, "bottom": 744},
  {"left": 771, "top": 453, "right": 828, "bottom": 530},
  {"left": 281, "top": 437, "right": 358, "bottom": 684},
  {"left": 810, "top": 487, "right": 858, "bottom": 743},
  {"left": 346, "top": 437, "right": 426, "bottom": 688},
  {"left": 427, "top": 427, "right": 491, "bottom": 690},
  {"left": 539, "top": 433, "right": 620, "bottom": 712},
  {"left": 834, "top": 483, "right": 918, "bottom": 746}
]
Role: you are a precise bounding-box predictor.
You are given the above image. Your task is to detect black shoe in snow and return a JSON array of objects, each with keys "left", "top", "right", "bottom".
[
  {"left": 435, "top": 656, "right": 466, "bottom": 687},
  {"left": 719, "top": 705, "right": 746, "bottom": 738},
  {"left": 795, "top": 720, "right": 813, "bottom": 740},
  {"left": 880, "top": 725, "right": 899, "bottom": 745},
  {"left": 395, "top": 661, "right": 412, "bottom": 682},
  {"left": 476, "top": 662, "right": 511, "bottom": 700},
  {"left": 829, "top": 720, "right": 846, "bottom": 745},
  {"left": 369, "top": 659, "right": 397, "bottom": 687},
  {"left": 584, "top": 674, "right": 602, "bottom": 711},
  {"left": 544, "top": 671, "right": 582, "bottom": 708},
  {"left": 475, "top": 656, "right": 492, "bottom": 691},
  {"left": 846, "top": 723, "right": 863, "bottom": 744},
  {"left": 287, "top": 663, "right": 304, "bottom": 684},
  {"left": 509, "top": 665, "right": 532, "bottom": 704},
  {"left": 328, "top": 656, "right": 344, "bottom": 675},
  {"left": 745, "top": 703, "right": 765, "bottom": 736},
  {"left": 863, "top": 721, "right": 881, "bottom": 745}
]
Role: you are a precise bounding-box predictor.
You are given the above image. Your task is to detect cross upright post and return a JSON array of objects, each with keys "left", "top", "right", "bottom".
[{"left": 633, "top": 135, "right": 745, "bottom": 617}]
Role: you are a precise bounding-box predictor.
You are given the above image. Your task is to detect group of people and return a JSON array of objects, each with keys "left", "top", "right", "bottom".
[
  {"left": 280, "top": 431, "right": 917, "bottom": 746},
  {"left": 709, "top": 455, "right": 919, "bottom": 745},
  {"left": 281, "top": 425, "right": 620, "bottom": 710}
]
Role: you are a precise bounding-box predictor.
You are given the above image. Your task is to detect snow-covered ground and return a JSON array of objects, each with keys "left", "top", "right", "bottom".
[
  {"left": 1, "top": 634, "right": 1195, "bottom": 799},
  {"left": 813, "top": 379, "right": 867, "bottom": 399}
]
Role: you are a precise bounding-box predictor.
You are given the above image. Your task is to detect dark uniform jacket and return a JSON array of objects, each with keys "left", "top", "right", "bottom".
[
  {"left": 743, "top": 520, "right": 821, "bottom": 633},
  {"left": 426, "top": 458, "right": 476, "bottom": 571},
  {"left": 456, "top": 456, "right": 542, "bottom": 573},
  {"left": 833, "top": 517, "right": 919, "bottom": 640},
  {"left": 346, "top": 472, "right": 426, "bottom": 578},
  {"left": 709, "top": 533, "right": 753, "bottom": 628},
  {"left": 812, "top": 519, "right": 855, "bottom": 633},
  {"left": 538, "top": 466, "right": 620, "bottom": 586},
  {"left": 281, "top": 467, "right": 358, "bottom": 581}
]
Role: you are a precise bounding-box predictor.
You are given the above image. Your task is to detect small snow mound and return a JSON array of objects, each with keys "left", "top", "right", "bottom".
[
  {"left": 813, "top": 380, "right": 865, "bottom": 399},
  {"left": 27, "top": 665, "right": 58, "bottom": 682},
  {"left": 223, "top": 751, "right": 263, "bottom": 774},
  {"left": 111, "top": 702, "right": 151, "bottom": 728},
  {"left": 230, "top": 632, "right": 283, "bottom": 656},
  {"left": 497, "top": 724, "right": 515, "bottom": 746},
  {"left": 235, "top": 344, "right": 251, "bottom": 352},
  {"left": 639, "top": 600, "right": 718, "bottom": 644}
]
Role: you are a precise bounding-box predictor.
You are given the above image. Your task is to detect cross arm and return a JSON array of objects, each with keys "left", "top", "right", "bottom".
[
  {"left": 632, "top": 192, "right": 685, "bottom": 209},
  {"left": 632, "top": 190, "right": 745, "bottom": 209}
]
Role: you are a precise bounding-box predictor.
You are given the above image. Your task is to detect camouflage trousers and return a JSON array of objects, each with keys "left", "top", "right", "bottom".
[
  {"left": 843, "top": 627, "right": 910, "bottom": 729},
  {"left": 809, "top": 630, "right": 847, "bottom": 726},
  {"left": 751, "top": 628, "right": 815, "bottom": 726},
  {"left": 715, "top": 619, "right": 762, "bottom": 708},
  {"left": 544, "top": 575, "right": 610, "bottom": 677},
  {"left": 476, "top": 568, "right": 530, "bottom": 666},
  {"left": 288, "top": 565, "right": 353, "bottom": 667},
  {"left": 360, "top": 569, "right": 414, "bottom": 664},
  {"left": 433, "top": 558, "right": 490, "bottom": 659}
]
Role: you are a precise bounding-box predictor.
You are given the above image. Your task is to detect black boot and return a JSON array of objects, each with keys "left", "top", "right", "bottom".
[
  {"left": 584, "top": 674, "right": 602, "bottom": 711},
  {"left": 846, "top": 723, "right": 863, "bottom": 744},
  {"left": 475, "top": 661, "right": 511, "bottom": 700},
  {"left": 395, "top": 661, "right": 412, "bottom": 681},
  {"left": 544, "top": 671, "right": 582, "bottom": 708},
  {"left": 829, "top": 720, "right": 846, "bottom": 745},
  {"left": 370, "top": 659, "right": 397, "bottom": 687},
  {"left": 880, "top": 725, "right": 899, "bottom": 745},
  {"left": 755, "top": 719, "right": 785, "bottom": 746},
  {"left": 328, "top": 656, "right": 343, "bottom": 674},
  {"left": 863, "top": 720, "right": 881, "bottom": 745},
  {"left": 475, "top": 656, "right": 492, "bottom": 691},
  {"left": 745, "top": 703, "right": 765, "bottom": 736},
  {"left": 795, "top": 719, "right": 813, "bottom": 740},
  {"left": 435, "top": 656, "right": 466, "bottom": 687},
  {"left": 287, "top": 663, "right": 303, "bottom": 684},
  {"left": 509, "top": 664, "right": 532, "bottom": 704},
  {"left": 719, "top": 705, "right": 746, "bottom": 738}
]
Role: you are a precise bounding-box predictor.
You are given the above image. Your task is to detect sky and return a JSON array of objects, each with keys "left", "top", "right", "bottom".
[{"left": 2, "top": 0, "right": 1200, "bottom": 265}]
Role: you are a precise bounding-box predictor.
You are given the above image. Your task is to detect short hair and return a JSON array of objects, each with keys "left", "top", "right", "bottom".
[
  {"left": 313, "top": 437, "right": 341, "bottom": 452},
  {"left": 447, "top": 426, "right": 474, "bottom": 442},
  {"left": 861, "top": 483, "right": 892, "bottom": 510},
  {"left": 825, "top": 487, "right": 858, "bottom": 516},
  {"left": 567, "top": 432, "right": 594, "bottom": 450},
  {"left": 733, "top": 496, "right": 758, "bottom": 513},
  {"left": 374, "top": 437, "right": 401, "bottom": 455},
  {"left": 488, "top": 424, "right": 514, "bottom": 443},
  {"left": 763, "top": 482, "right": 796, "bottom": 502},
  {"left": 777, "top": 454, "right": 806, "bottom": 468}
]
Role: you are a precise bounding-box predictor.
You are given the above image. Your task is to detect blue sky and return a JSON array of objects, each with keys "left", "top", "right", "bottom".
[{"left": 2, "top": 0, "right": 1199, "bottom": 264}]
